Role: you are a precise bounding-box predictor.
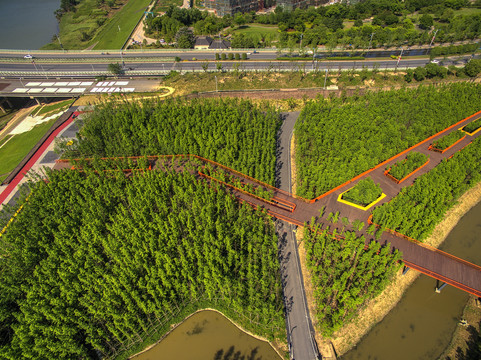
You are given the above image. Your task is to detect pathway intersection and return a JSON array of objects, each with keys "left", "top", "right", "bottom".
[
  {"left": 2, "top": 108, "right": 481, "bottom": 360},
  {"left": 55, "top": 109, "right": 481, "bottom": 298}
]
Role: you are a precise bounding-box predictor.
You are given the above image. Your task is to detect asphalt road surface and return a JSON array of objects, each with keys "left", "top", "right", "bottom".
[
  {"left": 276, "top": 112, "right": 319, "bottom": 360},
  {"left": 0, "top": 58, "right": 460, "bottom": 76}
]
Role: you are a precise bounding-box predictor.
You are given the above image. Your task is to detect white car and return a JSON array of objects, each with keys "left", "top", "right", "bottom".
[
  {"left": 24, "top": 54, "right": 33, "bottom": 59},
  {"left": 430, "top": 59, "right": 440, "bottom": 64}
]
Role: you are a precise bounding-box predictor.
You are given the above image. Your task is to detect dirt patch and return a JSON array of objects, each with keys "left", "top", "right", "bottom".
[
  {"left": 290, "top": 134, "right": 298, "bottom": 196},
  {"left": 439, "top": 297, "right": 481, "bottom": 359}
]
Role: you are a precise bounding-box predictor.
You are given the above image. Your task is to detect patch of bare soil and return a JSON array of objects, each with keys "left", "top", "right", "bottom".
[
  {"left": 439, "top": 297, "right": 481, "bottom": 360},
  {"left": 290, "top": 134, "right": 297, "bottom": 195}
]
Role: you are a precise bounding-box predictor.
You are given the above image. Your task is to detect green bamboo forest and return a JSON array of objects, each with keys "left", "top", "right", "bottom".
[
  {"left": 0, "top": 168, "right": 285, "bottom": 359},
  {"left": 342, "top": 177, "right": 382, "bottom": 207},
  {"left": 431, "top": 130, "right": 464, "bottom": 151},
  {"left": 303, "top": 225, "right": 402, "bottom": 336},
  {"left": 2, "top": 79, "right": 480, "bottom": 359},
  {"left": 373, "top": 136, "right": 481, "bottom": 240},
  {"left": 462, "top": 116, "right": 481, "bottom": 134},
  {"left": 65, "top": 98, "right": 281, "bottom": 185},
  {"left": 388, "top": 152, "right": 428, "bottom": 181},
  {"left": 294, "top": 83, "right": 481, "bottom": 198}
]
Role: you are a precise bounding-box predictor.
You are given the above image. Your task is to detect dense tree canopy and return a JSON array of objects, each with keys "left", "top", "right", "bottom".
[
  {"left": 431, "top": 130, "right": 464, "bottom": 150},
  {"left": 373, "top": 136, "right": 481, "bottom": 240},
  {"left": 294, "top": 84, "right": 481, "bottom": 198},
  {"left": 66, "top": 98, "right": 281, "bottom": 185},
  {"left": 388, "top": 152, "right": 428, "bottom": 181},
  {"left": 0, "top": 169, "right": 284, "bottom": 359},
  {"left": 342, "top": 177, "right": 383, "bottom": 206},
  {"left": 304, "top": 225, "right": 402, "bottom": 336}
]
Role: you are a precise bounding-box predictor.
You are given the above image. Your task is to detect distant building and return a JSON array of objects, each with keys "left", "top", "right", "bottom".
[
  {"left": 277, "top": 0, "right": 328, "bottom": 11},
  {"left": 194, "top": 36, "right": 231, "bottom": 50},
  {"left": 209, "top": 39, "right": 231, "bottom": 50},
  {"left": 204, "top": 0, "right": 259, "bottom": 16},
  {"left": 194, "top": 36, "right": 213, "bottom": 49}
]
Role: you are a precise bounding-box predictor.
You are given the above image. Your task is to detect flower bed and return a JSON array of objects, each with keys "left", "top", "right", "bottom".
[
  {"left": 341, "top": 177, "right": 383, "bottom": 207},
  {"left": 430, "top": 131, "right": 465, "bottom": 152},
  {"left": 385, "top": 152, "right": 428, "bottom": 183},
  {"left": 462, "top": 118, "right": 481, "bottom": 134}
]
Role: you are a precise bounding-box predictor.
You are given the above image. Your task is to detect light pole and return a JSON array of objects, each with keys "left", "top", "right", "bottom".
[
  {"left": 56, "top": 34, "right": 65, "bottom": 52},
  {"left": 39, "top": 64, "right": 48, "bottom": 79},
  {"left": 215, "top": 75, "right": 218, "bottom": 92},
  {"left": 312, "top": 48, "right": 315, "bottom": 71},
  {"left": 396, "top": 47, "right": 404, "bottom": 71},
  {"left": 368, "top": 32, "right": 375, "bottom": 52},
  {"left": 323, "top": 68, "right": 328, "bottom": 89},
  {"left": 31, "top": 60, "right": 39, "bottom": 73},
  {"left": 300, "top": 33, "right": 303, "bottom": 51},
  {"left": 120, "top": 50, "right": 125, "bottom": 68},
  {"left": 429, "top": 29, "right": 439, "bottom": 47}
]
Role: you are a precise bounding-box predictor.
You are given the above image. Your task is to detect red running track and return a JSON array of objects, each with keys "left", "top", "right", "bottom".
[{"left": 0, "top": 112, "right": 77, "bottom": 205}]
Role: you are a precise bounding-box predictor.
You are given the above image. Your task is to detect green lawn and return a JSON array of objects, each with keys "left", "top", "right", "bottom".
[
  {"left": 0, "top": 118, "right": 57, "bottom": 182},
  {"left": 36, "top": 100, "right": 75, "bottom": 118},
  {"left": 41, "top": 0, "right": 151, "bottom": 50},
  {"left": 93, "top": 0, "right": 152, "bottom": 49},
  {"left": 452, "top": 8, "right": 481, "bottom": 16},
  {"left": 154, "top": 0, "right": 182, "bottom": 13},
  {"left": 234, "top": 24, "right": 279, "bottom": 37},
  {"left": 0, "top": 110, "right": 16, "bottom": 132}
]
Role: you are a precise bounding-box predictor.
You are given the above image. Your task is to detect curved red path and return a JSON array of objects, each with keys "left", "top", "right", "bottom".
[{"left": 0, "top": 112, "right": 77, "bottom": 205}]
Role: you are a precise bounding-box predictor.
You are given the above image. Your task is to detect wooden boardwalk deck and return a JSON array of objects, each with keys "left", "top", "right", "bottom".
[{"left": 54, "top": 110, "right": 481, "bottom": 298}]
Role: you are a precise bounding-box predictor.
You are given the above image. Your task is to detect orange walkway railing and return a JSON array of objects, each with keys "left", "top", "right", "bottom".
[
  {"left": 367, "top": 215, "right": 481, "bottom": 273},
  {"left": 384, "top": 159, "right": 430, "bottom": 184},
  {"left": 310, "top": 109, "right": 481, "bottom": 203},
  {"left": 428, "top": 135, "right": 466, "bottom": 154}
]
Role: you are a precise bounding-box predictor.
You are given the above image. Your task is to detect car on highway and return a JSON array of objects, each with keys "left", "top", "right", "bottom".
[
  {"left": 24, "top": 54, "right": 33, "bottom": 59},
  {"left": 430, "top": 59, "right": 440, "bottom": 64}
]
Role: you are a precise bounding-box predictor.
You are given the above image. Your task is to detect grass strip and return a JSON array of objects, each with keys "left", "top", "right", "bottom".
[
  {"left": 93, "top": 0, "right": 152, "bottom": 50},
  {"left": 36, "top": 100, "right": 75, "bottom": 117},
  {"left": 0, "top": 118, "right": 57, "bottom": 182}
]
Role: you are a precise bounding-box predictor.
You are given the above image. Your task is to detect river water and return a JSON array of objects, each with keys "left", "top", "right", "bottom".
[
  {"left": 342, "top": 200, "right": 481, "bottom": 360},
  {"left": 132, "top": 310, "right": 282, "bottom": 360},
  {"left": 0, "top": 0, "right": 59, "bottom": 50}
]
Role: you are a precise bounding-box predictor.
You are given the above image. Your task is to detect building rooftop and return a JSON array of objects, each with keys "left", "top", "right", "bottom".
[
  {"left": 209, "top": 39, "right": 231, "bottom": 49},
  {"left": 195, "top": 36, "right": 213, "bottom": 47}
]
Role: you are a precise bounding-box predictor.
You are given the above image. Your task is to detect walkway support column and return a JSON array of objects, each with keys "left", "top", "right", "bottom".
[{"left": 435, "top": 280, "right": 448, "bottom": 293}]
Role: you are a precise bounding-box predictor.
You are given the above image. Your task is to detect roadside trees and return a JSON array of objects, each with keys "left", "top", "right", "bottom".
[
  {"left": 175, "top": 27, "right": 195, "bottom": 49},
  {"left": 107, "top": 63, "right": 123, "bottom": 76}
]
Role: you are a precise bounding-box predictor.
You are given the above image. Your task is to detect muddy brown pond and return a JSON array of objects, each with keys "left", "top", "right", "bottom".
[
  {"left": 341, "top": 199, "right": 481, "bottom": 360},
  {"left": 132, "top": 310, "right": 282, "bottom": 360}
]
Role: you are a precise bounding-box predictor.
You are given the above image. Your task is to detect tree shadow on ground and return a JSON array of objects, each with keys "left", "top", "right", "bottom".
[
  {"left": 445, "top": 319, "right": 481, "bottom": 360},
  {"left": 213, "top": 346, "right": 262, "bottom": 360}
]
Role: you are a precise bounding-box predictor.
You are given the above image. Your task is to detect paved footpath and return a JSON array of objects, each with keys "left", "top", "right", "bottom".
[{"left": 276, "top": 112, "right": 319, "bottom": 360}]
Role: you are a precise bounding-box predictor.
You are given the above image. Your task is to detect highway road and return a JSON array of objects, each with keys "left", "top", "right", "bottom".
[
  {"left": 0, "top": 58, "right": 469, "bottom": 78},
  {"left": 0, "top": 48, "right": 474, "bottom": 78}
]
